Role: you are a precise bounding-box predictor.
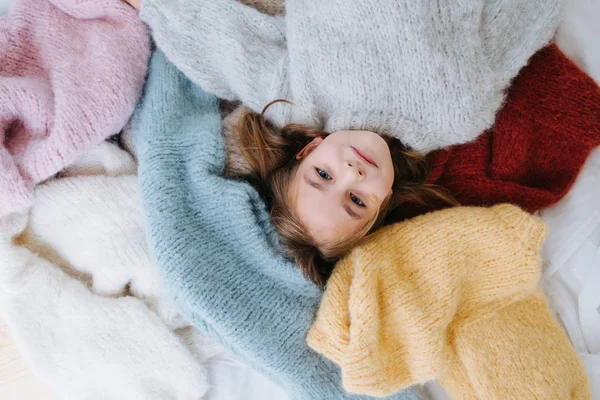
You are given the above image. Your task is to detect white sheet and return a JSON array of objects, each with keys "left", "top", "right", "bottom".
[
  {"left": 555, "top": 0, "right": 600, "bottom": 83},
  {"left": 539, "top": 146, "right": 600, "bottom": 399}
]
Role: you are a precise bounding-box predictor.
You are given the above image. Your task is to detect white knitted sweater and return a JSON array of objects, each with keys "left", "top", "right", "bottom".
[
  {"left": 0, "top": 143, "right": 214, "bottom": 400},
  {"left": 141, "top": 0, "right": 563, "bottom": 153}
]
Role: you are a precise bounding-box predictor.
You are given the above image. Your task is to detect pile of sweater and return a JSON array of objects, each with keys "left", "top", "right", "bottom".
[
  {"left": 132, "top": 45, "right": 597, "bottom": 399},
  {"left": 1, "top": 0, "right": 600, "bottom": 399}
]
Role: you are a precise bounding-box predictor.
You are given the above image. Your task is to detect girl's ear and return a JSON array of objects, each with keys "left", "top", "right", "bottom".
[{"left": 295, "top": 137, "right": 324, "bottom": 160}]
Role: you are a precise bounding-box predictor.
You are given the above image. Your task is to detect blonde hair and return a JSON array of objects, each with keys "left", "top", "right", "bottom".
[{"left": 237, "top": 101, "right": 457, "bottom": 285}]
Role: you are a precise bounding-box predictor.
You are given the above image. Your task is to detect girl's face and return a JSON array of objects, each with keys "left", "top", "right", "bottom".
[{"left": 289, "top": 130, "right": 394, "bottom": 245}]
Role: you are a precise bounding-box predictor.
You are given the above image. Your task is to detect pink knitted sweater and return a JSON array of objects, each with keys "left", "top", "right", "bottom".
[{"left": 0, "top": 0, "right": 150, "bottom": 215}]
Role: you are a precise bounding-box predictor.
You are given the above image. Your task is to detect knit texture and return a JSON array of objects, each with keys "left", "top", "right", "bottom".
[
  {"left": 0, "top": 0, "right": 150, "bottom": 216},
  {"left": 133, "top": 51, "right": 418, "bottom": 400},
  {"left": 140, "top": 0, "right": 562, "bottom": 154},
  {"left": 307, "top": 205, "right": 590, "bottom": 399},
  {"left": 425, "top": 44, "right": 600, "bottom": 214},
  {"left": 0, "top": 142, "right": 212, "bottom": 400}
]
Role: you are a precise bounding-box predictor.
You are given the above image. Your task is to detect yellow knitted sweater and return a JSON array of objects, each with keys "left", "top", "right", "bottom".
[{"left": 307, "top": 205, "right": 590, "bottom": 399}]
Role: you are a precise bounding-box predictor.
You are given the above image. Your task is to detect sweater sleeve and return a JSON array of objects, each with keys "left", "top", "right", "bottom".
[
  {"left": 139, "top": 0, "right": 288, "bottom": 113},
  {"left": 428, "top": 45, "right": 600, "bottom": 214},
  {"left": 441, "top": 291, "right": 590, "bottom": 399},
  {"left": 133, "top": 51, "right": 418, "bottom": 400}
]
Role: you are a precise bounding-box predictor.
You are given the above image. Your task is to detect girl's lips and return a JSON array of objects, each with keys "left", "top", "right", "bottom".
[{"left": 352, "top": 147, "right": 378, "bottom": 168}]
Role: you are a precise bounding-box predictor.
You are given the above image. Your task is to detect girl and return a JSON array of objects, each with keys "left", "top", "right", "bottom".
[
  {"left": 235, "top": 102, "right": 455, "bottom": 285},
  {"left": 123, "top": 0, "right": 561, "bottom": 284}
]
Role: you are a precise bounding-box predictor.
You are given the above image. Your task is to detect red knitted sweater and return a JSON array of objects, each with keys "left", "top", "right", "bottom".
[{"left": 427, "top": 44, "right": 600, "bottom": 214}]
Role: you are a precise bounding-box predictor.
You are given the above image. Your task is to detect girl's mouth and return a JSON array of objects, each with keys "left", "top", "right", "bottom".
[{"left": 352, "top": 147, "right": 378, "bottom": 168}]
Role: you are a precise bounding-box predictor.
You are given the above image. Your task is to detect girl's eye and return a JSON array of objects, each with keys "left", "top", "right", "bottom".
[
  {"left": 315, "top": 168, "right": 332, "bottom": 180},
  {"left": 350, "top": 193, "right": 365, "bottom": 207}
]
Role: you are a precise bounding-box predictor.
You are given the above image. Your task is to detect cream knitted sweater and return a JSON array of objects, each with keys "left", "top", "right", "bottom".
[
  {"left": 140, "top": 0, "right": 563, "bottom": 153},
  {"left": 308, "top": 205, "right": 591, "bottom": 399},
  {"left": 0, "top": 142, "right": 212, "bottom": 400}
]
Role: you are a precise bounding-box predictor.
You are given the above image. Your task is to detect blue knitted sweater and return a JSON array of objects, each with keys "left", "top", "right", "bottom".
[{"left": 132, "top": 52, "right": 419, "bottom": 400}]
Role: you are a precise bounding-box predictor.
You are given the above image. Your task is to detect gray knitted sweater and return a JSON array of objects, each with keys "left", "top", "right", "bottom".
[{"left": 141, "top": 0, "right": 563, "bottom": 153}]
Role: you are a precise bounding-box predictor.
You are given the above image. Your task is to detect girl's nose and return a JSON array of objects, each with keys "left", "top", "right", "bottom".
[{"left": 345, "top": 161, "right": 365, "bottom": 179}]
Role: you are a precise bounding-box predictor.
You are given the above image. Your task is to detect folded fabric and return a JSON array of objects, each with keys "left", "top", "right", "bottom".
[
  {"left": 140, "top": 0, "right": 561, "bottom": 153},
  {"left": 424, "top": 44, "right": 600, "bottom": 214},
  {"left": 539, "top": 146, "right": 600, "bottom": 397},
  {"left": 0, "top": 142, "right": 211, "bottom": 400},
  {"left": 308, "top": 205, "right": 590, "bottom": 399},
  {"left": 0, "top": 0, "right": 150, "bottom": 216},
  {"left": 133, "top": 51, "right": 419, "bottom": 400}
]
